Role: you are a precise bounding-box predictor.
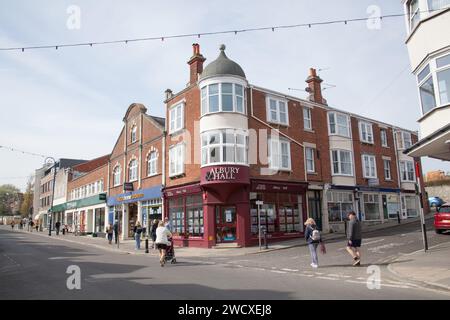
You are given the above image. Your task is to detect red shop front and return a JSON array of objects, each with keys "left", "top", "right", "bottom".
[
  {"left": 248, "top": 179, "right": 308, "bottom": 245},
  {"left": 163, "top": 165, "right": 251, "bottom": 248}
]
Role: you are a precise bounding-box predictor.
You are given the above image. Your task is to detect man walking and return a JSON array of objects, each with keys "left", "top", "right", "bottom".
[
  {"left": 345, "top": 211, "right": 362, "bottom": 266},
  {"left": 113, "top": 220, "right": 119, "bottom": 244}
]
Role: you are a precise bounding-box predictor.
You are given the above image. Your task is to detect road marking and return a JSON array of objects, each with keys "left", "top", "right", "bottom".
[
  {"left": 362, "top": 239, "right": 385, "bottom": 246},
  {"left": 281, "top": 268, "right": 299, "bottom": 272},
  {"left": 317, "top": 276, "right": 340, "bottom": 281},
  {"left": 271, "top": 270, "right": 287, "bottom": 274}
]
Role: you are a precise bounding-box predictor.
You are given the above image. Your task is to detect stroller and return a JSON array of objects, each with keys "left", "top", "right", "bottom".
[{"left": 164, "top": 237, "right": 177, "bottom": 264}]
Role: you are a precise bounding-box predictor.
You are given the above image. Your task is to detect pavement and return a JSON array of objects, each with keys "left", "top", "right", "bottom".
[
  {"left": 4, "top": 214, "right": 431, "bottom": 258},
  {"left": 388, "top": 240, "right": 450, "bottom": 292}
]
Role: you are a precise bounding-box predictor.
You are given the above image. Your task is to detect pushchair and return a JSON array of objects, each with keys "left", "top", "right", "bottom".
[{"left": 164, "top": 237, "right": 177, "bottom": 264}]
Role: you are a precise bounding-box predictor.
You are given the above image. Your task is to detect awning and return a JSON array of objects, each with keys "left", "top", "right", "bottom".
[{"left": 404, "top": 124, "right": 450, "bottom": 161}]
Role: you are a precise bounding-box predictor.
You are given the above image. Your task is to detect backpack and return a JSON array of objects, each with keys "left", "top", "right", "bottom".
[
  {"left": 310, "top": 227, "right": 321, "bottom": 242},
  {"left": 136, "top": 227, "right": 143, "bottom": 235}
]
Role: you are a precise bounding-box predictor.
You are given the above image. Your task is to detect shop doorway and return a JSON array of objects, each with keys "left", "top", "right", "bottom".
[
  {"left": 128, "top": 203, "right": 138, "bottom": 238},
  {"left": 308, "top": 191, "right": 322, "bottom": 230},
  {"left": 215, "top": 206, "right": 237, "bottom": 243}
]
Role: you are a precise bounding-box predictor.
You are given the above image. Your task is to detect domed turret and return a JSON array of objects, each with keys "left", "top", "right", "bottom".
[{"left": 200, "top": 45, "right": 246, "bottom": 80}]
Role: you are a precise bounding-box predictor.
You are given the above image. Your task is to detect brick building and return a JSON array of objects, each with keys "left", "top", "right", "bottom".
[{"left": 162, "top": 44, "right": 427, "bottom": 248}]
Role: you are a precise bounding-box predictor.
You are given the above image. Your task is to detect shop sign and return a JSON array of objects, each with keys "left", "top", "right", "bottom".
[
  {"left": 123, "top": 182, "right": 134, "bottom": 192},
  {"left": 117, "top": 193, "right": 144, "bottom": 202},
  {"left": 205, "top": 166, "right": 240, "bottom": 181},
  {"left": 252, "top": 181, "right": 307, "bottom": 194}
]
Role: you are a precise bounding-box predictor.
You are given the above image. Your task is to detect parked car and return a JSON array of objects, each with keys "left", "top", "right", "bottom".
[
  {"left": 429, "top": 196, "right": 445, "bottom": 208},
  {"left": 434, "top": 203, "right": 450, "bottom": 234}
]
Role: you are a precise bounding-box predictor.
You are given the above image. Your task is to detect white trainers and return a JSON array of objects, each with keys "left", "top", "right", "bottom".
[{"left": 310, "top": 263, "right": 318, "bottom": 268}]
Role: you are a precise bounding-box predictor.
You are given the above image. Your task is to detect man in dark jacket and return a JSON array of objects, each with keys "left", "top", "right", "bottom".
[
  {"left": 113, "top": 220, "right": 119, "bottom": 244},
  {"left": 55, "top": 221, "right": 61, "bottom": 235},
  {"left": 346, "top": 211, "right": 362, "bottom": 266}
]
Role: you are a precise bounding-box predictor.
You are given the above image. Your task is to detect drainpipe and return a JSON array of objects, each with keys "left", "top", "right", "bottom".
[
  {"left": 161, "top": 130, "right": 167, "bottom": 219},
  {"left": 392, "top": 128, "right": 403, "bottom": 218}
]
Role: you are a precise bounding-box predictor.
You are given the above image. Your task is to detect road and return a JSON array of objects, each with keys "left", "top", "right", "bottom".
[{"left": 0, "top": 220, "right": 449, "bottom": 300}]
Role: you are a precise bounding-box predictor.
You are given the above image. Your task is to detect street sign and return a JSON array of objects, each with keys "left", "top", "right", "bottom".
[{"left": 255, "top": 200, "right": 264, "bottom": 206}]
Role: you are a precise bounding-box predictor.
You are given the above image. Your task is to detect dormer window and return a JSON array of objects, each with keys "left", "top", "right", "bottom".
[
  {"left": 200, "top": 82, "right": 245, "bottom": 116},
  {"left": 131, "top": 125, "right": 137, "bottom": 143}
]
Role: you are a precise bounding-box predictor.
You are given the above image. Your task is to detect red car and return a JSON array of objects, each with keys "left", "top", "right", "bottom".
[{"left": 435, "top": 203, "right": 450, "bottom": 234}]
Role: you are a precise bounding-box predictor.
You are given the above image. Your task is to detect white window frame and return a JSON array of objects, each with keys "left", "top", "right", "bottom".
[
  {"left": 380, "top": 129, "right": 388, "bottom": 147},
  {"left": 169, "top": 102, "right": 184, "bottom": 134},
  {"left": 131, "top": 125, "right": 137, "bottom": 143},
  {"left": 408, "top": 0, "right": 420, "bottom": 32},
  {"left": 400, "top": 161, "right": 416, "bottom": 182},
  {"left": 359, "top": 121, "right": 374, "bottom": 144},
  {"left": 128, "top": 159, "right": 138, "bottom": 182},
  {"left": 148, "top": 151, "right": 158, "bottom": 176},
  {"left": 201, "top": 129, "right": 248, "bottom": 167},
  {"left": 266, "top": 96, "right": 289, "bottom": 126},
  {"left": 200, "top": 82, "right": 246, "bottom": 116},
  {"left": 303, "top": 107, "right": 312, "bottom": 130},
  {"left": 362, "top": 193, "right": 381, "bottom": 221},
  {"left": 362, "top": 154, "right": 377, "bottom": 179},
  {"left": 113, "top": 166, "right": 121, "bottom": 187},
  {"left": 305, "top": 147, "right": 315, "bottom": 173},
  {"left": 169, "top": 143, "right": 185, "bottom": 177},
  {"left": 331, "top": 149, "right": 353, "bottom": 176},
  {"left": 328, "top": 112, "right": 350, "bottom": 138},
  {"left": 383, "top": 159, "right": 392, "bottom": 180},
  {"left": 268, "top": 137, "right": 291, "bottom": 171}
]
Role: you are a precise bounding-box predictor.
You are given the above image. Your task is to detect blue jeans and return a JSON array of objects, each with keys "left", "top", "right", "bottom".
[
  {"left": 308, "top": 243, "right": 319, "bottom": 265},
  {"left": 135, "top": 233, "right": 141, "bottom": 249}
]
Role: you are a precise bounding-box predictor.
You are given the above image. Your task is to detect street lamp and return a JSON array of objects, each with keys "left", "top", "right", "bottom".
[{"left": 44, "top": 157, "right": 58, "bottom": 237}]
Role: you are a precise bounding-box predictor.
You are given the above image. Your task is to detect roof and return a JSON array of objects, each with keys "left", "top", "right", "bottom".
[
  {"left": 150, "top": 116, "right": 165, "bottom": 127},
  {"left": 200, "top": 44, "right": 246, "bottom": 80}
]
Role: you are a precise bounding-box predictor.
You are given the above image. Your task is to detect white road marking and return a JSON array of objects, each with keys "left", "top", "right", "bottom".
[
  {"left": 362, "top": 239, "right": 385, "bottom": 246},
  {"left": 317, "top": 276, "right": 340, "bottom": 281},
  {"left": 281, "top": 268, "right": 299, "bottom": 272},
  {"left": 271, "top": 270, "right": 287, "bottom": 274}
]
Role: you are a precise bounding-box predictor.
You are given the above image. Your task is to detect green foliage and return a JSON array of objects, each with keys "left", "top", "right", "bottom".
[{"left": 0, "top": 184, "right": 22, "bottom": 215}]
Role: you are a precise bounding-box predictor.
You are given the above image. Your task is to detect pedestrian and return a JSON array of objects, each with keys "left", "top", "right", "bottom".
[
  {"left": 11, "top": 221, "right": 15, "bottom": 230},
  {"left": 113, "top": 220, "right": 119, "bottom": 244},
  {"left": 106, "top": 224, "right": 114, "bottom": 245},
  {"left": 151, "top": 219, "right": 159, "bottom": 249},
  {"left": 304, "top": 218, "right": 324, "bottom": 268},
  {"left": 164, "top": 217, "right": 172, "bottom": 232},
  {"left": 30, "top": 220, "right": 34, "bottom": 232},
  {"left": 35, "top": 222, "right": 39, "bottom": 232},
  {"left": 345, "top": 211, "right": 362, "bottom": 266},
  {"left": 133, "top": 222, "right": 143, "bottom": 250},
  {"left": 155, "top": 220, "right": 172, "bottom": 267},
  {"left": 55, "top": 221, "right": 61, "bottom": 235}
]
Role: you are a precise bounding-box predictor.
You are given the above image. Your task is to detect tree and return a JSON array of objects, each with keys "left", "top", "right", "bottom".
[
  {"left": 0, "top": 184, "right": 21, "bottom": 216},
  {"left": 20, "top": 176, "right": 34, "bottom": 217}
]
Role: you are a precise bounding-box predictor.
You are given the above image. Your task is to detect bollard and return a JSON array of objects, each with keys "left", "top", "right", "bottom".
[
  {"left": 145, "top": 238, "right": 149, "bottom": 253},
  {"left": 264, "top": 230, "right": 268, "bottom": 250}
]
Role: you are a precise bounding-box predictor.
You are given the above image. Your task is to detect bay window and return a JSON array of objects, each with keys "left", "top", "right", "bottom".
[
  {"left": 169, "top": 143, "right": 185, "bottom": 177},
  {"left": 400, "top": 161, "right": 415, "bottom": 182},
  {"left": 362, "top": 154, "right": 377, "bottom": 179},
  {"left": 200, "top": 82, "right": 245, "bottom": 115},
  {"left": 331, "top": 150, "right": 353, "bottom": 176},
  {"left": 267, "top": 97, "right": 289, "bottom": 125},
  {"left": 268, "top": 138, "right": 291, "bottom": 170},
  {"left": 427, "top": 0, "right": 450, "bottom": 10},
  {"left": 201, "top": 129, "right": 248, "bottom": 166},
  {"left": 437, "top": 53, "right": 450, "bottom": 105},
  {"left": 169, "top": 103, "right": 184, "bottom": 134},
  {"left": 359, "top": 121, "right": 374, "bottom": 144},
  {"left": 409, "top": 0, "right": 420, "bottom": 31},
  {"left": 328, "top": 112, "right": 350, "bottom": 137}
]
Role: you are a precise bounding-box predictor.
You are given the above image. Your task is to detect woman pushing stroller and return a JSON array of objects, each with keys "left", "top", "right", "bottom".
[{"left": 155, "top": 220, "right": 172, "bottom": 267}]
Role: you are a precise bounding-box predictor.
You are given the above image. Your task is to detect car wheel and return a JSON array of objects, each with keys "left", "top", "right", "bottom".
[{"left": 435, "top": 229, "right": 443, "bottom": 234}]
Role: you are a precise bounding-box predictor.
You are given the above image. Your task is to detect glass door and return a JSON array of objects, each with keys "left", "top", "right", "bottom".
[{"left": 215, "top": 206, "right": 237, "bottom": 243}]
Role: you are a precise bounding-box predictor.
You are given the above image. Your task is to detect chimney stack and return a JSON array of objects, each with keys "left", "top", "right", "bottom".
[
  {"left": 305, "top": 68, "right": 326, "bottom": 105},
  {"left": 187, "top": 43, "right": 206, "bottom": 85}
]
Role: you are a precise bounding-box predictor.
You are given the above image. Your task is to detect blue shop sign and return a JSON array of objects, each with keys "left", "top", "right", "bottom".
[{"left": 107, "top": 185, "right": 162, "bottom": 206}]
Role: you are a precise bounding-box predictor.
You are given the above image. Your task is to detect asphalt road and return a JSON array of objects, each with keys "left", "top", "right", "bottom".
[{"left": 0, "top": 220, "right": 449, "bottom": 300}]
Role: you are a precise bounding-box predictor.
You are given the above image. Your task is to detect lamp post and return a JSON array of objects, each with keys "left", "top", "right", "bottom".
[{"left": 45, "top": 157, "right": 57, "bottom": 237}]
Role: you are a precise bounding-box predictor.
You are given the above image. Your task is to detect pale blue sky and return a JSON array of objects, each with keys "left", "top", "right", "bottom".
[{"left": 1, "top": 0, "right": 449, "bottom": 191}]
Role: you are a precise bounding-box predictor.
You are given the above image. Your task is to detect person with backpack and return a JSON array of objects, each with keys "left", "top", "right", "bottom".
[
  {"left": 346, "top": 211, "right": 362, "bottom": 266},
  {"left": 133, "top": 221, "right": 143, "bottom": 250},
  {"left": 304, "top": 218, "right": 324, "bottom": 268}
]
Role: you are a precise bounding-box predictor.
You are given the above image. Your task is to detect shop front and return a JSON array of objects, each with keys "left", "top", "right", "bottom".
[
  {"left": 107, "top": 185, "right": 162, "bottom": 240},
  {"left": 163, "top": 165, "right": 308, "bottom": 248}
]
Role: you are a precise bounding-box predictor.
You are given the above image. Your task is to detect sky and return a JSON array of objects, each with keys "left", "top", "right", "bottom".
[{"left": 1, "top": 0, "right": 449, "bottom": 191}]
